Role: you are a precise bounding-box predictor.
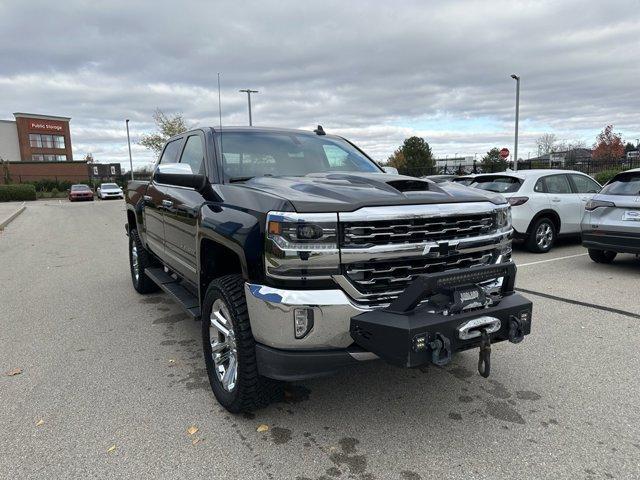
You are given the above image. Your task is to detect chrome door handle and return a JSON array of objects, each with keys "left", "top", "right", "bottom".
[
  {"left": 551, "top": 198, "right": 561, "bottom": 202},
  {"left": 162, "top": 200, "right": 173, "bottom": 208}
]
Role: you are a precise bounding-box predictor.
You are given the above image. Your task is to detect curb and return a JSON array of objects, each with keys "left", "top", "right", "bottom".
[{"left": 0, "top": 202, "right": 26, "bottom": 231}]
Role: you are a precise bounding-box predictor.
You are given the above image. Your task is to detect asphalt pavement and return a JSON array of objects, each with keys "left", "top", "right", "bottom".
[{"left": 1, "top": 200, "right": 639, "bottom": 479}]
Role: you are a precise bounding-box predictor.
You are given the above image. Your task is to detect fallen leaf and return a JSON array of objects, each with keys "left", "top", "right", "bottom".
[
  {"left": 35, "top": 419, "right": 44, "bottom": 427},
  {"left": 107, "top": 445, "right": 116, "bottom": 454},
  {"left": 256, "top": 424, "right": 269, "bottom": 433},
  {"left": 187, "top": 425, "right": 198, "bottom": 436},
  {"left": 6, "top": 367, "right": 22, "bottom": 376}
]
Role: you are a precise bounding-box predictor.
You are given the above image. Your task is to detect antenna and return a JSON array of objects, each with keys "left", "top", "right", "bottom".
[{"left": 217, "top": 72, "right": 224, "bottom": 176}]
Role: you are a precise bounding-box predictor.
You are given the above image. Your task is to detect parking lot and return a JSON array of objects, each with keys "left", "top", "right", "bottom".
[{"left": 1, "top": 200, "right": 639, "bottom": 479}]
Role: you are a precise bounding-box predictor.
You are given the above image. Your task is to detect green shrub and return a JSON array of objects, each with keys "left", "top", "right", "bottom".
[
  {"left": 0, "top": 184, "right": 37, "bottom": 201},
  {"left": 51, "top": 187, "right": 60, "bottom": 196},
  {"left": 594, "top": 169, "right": 623, "bottom": 186}
]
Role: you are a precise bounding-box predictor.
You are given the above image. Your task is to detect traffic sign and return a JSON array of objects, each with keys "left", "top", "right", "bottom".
[{"left": 499, "top": 148, "right": 510, "bottom": 159}]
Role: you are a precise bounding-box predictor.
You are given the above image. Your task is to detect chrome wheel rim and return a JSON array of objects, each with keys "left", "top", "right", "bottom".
[
  {"left": 536, "top": 223, "right": 553, "bottom": 249},
  {"left": 210, "top": 299, "right": 238, "bottom": 392},
  {"left": 131, "top": 243, "right": 140, "bottom": 281}
]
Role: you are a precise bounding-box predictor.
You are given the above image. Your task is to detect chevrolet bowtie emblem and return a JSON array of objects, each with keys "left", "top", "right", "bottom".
[{"left": 422, "top": 241, "right": 456, "bottom": 256}]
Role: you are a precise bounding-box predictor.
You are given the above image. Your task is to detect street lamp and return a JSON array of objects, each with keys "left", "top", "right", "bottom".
[
  {"left": 511, "top": 74, "right": 520, "bottom": 172},
  {"left": 126, "top": 119, "right": 134, "bottom": 181},
  {"left": 239, "top": 89, "right": 259, "bottom": 126}
]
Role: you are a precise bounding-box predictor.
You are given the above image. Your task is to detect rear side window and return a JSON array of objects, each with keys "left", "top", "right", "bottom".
[
  {"left": 471, "top": 176, "right": 522, "bottom": 193},
  {"left": 570, "top": 174, "right": 600, "bottom": 194},
  {"left": 159, "top": 139, "right": 182, "bottom": 164},
  {"left": 544, "top": 175, "right": 571, "bottom": 194},
  {"left": 179, "top": 135, "right": 205, "bottom": 174},
  {"left": 600, "top": 172, "right": 640, "bottom": 196}
]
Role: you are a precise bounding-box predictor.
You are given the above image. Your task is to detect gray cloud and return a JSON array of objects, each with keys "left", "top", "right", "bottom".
[{"left": 1, "top": 0, "right": 638, "bottom": 167}]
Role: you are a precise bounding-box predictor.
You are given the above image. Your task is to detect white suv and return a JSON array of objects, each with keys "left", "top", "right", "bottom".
[{"left": 470, "top": 170, "right": 601, "bottom": 253}]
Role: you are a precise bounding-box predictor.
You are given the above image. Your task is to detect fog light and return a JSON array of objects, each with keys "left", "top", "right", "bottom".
[
  {"left": 294, "top": 308, "right": 314, "bottom": 339},
  {"left": 412, "top": 333, "right": 428, "bottom": 352}
]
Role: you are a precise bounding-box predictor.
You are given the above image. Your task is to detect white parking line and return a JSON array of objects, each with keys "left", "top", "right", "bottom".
[{"left": 517, "top": 252, "right": 588, "bottom": 267}]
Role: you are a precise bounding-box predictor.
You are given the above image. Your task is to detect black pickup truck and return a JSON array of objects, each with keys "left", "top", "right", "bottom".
[{"left": 125, "top": 126, "right": 532, "bottom": 412}]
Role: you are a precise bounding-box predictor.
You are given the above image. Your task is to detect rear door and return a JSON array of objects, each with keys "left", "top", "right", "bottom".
[
  {"left": 143, "top": 137, "right": 183, "bottom": 258},
  {"left": 161, "top": 132, "right": 207, "bottom": 284},
  {"left": 542, "top": 174, "right": 581, "bottom": 233},
  {"left": 568, "top": 173, "right": 601, "bottom": 225}
]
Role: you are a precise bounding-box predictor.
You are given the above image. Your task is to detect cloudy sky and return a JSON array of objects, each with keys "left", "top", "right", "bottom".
[{"left": 1, "top": 0, "right": 638, "bottom": 169}]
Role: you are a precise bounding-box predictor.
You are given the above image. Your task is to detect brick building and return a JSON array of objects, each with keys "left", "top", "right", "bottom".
[{"left": 0, "top": 112, "right": 89, "bottom": 184}]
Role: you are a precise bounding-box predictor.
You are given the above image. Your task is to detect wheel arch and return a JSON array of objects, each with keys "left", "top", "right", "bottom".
[
  {"left": 198, "top": 235, "right": 247, "bottom": 302},
  {"left": 527, "top": 209, "right": 561, "bottom": 235}
]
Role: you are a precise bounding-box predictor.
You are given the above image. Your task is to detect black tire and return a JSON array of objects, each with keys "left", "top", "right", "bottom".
[
  {"left": 202, "top": 274, "right": 283, "bottom": 413},
  {"left": 588, "top": 249, "right": 617, "bottom": 264},
  {"left": 128, "top": 228, "right": 160, "bottom": 294},
  {"left": 526, "top": 217, "right": 556, "bottom": 253}
]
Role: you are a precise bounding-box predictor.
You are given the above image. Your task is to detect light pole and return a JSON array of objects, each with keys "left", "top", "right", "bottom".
[
  {"left": 511, "top": 74, "right": 520, "bottom": 171},
  {"left": 126, "top": 119, "right": 134, "bottom": 181},
  {"left": 239, "top": 89, "right": 259, "bottom": 126}
]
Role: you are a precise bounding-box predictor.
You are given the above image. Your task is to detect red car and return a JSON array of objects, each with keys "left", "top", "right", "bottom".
[{"left": 68, "top": 184, "right": 94, "bottom": 202}]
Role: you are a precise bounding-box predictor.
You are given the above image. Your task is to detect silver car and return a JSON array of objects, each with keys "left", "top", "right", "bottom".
[{"left": 581, "top": 168, "right": 640, "bottom": 263}]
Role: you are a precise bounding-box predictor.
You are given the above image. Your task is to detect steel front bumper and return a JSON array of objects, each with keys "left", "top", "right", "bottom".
[{"left": 351, "top": 263, "right": 532, "bottom": 368}]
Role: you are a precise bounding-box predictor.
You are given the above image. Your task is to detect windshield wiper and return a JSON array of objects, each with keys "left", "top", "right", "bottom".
[{"left": 229, "top": 176, "right": 255, "bottom": 183}]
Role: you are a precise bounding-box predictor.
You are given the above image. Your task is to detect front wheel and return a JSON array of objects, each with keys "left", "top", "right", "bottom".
[
  {"left": 202, "top": 274, "right": 282, "bottom": 413},
  {"left": 526, "top": 217, "right": 556, "bottom": 253},
  {"left": 588, "top": 249, "right": 617, "bottom": 264}
]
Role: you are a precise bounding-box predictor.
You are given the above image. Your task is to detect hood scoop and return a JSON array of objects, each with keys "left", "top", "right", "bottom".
[{"left": 386, "top": 179, "right": 435, "bottom": 193}]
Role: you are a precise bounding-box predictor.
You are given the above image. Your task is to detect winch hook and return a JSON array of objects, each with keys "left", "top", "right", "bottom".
[{"left": 477, "top": 329, "right": 491, "bottom": 378}]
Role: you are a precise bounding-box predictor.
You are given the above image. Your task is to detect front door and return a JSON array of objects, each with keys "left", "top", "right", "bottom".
[{"left": 162, "top": 133, "right": 207, "bottom": 284}]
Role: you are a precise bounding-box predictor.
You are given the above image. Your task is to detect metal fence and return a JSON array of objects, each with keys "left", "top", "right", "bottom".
[{"left": 401, "top": 158, "right": 640, "bottom": 178}]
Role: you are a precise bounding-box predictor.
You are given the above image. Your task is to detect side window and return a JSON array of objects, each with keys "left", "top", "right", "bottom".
[
  {"left": 179, "top": 135, "right": 205, "bottom": 174},
  {"left": 159, "top": 139, "right": 182, "bottom": 164},
  {"left": 570, "top": 174, "right": 600, "bottom": 194},
  {"left": 534, "top": 178, "right": 546, "bottom": 192},
  {"left": 544, "top": 174, "right": 571, "bottom": 194}
]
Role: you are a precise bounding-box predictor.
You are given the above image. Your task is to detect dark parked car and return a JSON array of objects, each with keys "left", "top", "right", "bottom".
[
  {"left": 125, "top": 126, "right": 532, "bottom": 412},
  {"left": 68, "top": 184, "right": 94, "bottom": 202}
]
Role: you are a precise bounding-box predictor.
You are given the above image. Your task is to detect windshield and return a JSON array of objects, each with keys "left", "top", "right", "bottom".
[
  {"left": 71, "top": 185, "right": 90, "bottom": 191},
  {"left": 217, "top": 131, "right": 381, "bottom": 181},
  {"left": 600, "top": 172, "right": 640, "bottom": 196},
  {"left": 101, "top": 183, "right": 119, "bottom": 189},
  {"left": 471, "top": 175, "right": 522, "bottom": 193}
]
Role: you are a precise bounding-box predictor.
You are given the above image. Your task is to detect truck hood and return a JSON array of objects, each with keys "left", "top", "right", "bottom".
[{"left": 242, "top": 172, "right": 506, "bottom": 212}]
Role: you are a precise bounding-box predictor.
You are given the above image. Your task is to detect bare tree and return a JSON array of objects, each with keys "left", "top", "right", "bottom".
[{"left": 535, "top": 133, "right": 559, "bottom": 155}]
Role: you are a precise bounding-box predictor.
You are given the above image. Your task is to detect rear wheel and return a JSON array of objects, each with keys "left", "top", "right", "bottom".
[
  {"left": 588, "top": 249, "right": 617, "bottom": 264},
  {"left": 526, "top": 217, "right": 556, "bottom": 253},
  {"left": 202, "top": 274, "right": 282, "bottom": 413},
  {"left": 128, "top": 228, "right": 160, "bottom": 294}
]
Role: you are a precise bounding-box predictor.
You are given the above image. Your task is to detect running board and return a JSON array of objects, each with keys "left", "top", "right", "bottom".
[{"left": 145, "top": 267, "right": 201, "bottom": 320}]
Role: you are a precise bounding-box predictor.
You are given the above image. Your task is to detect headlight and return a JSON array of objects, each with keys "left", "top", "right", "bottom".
[
  {"left": 585, "top": 199, "right": 615, "bottom": 211},
  {"left": 495, "top": 206, "right": 512, "bottom": 232},
  {"left": 265, "top": 211, "right": 339, "bottom": 280}
]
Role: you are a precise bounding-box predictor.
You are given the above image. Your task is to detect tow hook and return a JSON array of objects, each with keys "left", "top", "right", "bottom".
[
  {"left": 477, "top": 329, "right": 491, "bottom": 378},
  {"left": 429, "top": 333, "right": 452, "bottom": 366},
  {"left": 508, "top": 316, "right": 525, "bottom": 343}
]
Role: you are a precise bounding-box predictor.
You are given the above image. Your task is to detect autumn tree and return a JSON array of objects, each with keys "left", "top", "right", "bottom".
[
  {"left": 481, "top": 148, "right": 507, "bottom": 172},
  {"left": 592, "top": 125, "right": 625, "bottom": 162},
  {"left": 386, "top": 147, "right": 406, "bottom": 172},
  {"left": 391, "top": 136, "right": 434, "bottom": 176},
  {"left": 140, "top": 109, "right": 189, "bottom": 158}
]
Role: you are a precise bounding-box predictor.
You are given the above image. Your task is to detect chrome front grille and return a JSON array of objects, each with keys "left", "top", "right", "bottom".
[
  {"left": 342, "top": 213, "right": 495, "bottom": 247},
  {"left": 344, "top": 251, "right": 495, "bottom": 298},
  {"left": 336, "top": 203, "right": 511, "bottom": 306}
]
